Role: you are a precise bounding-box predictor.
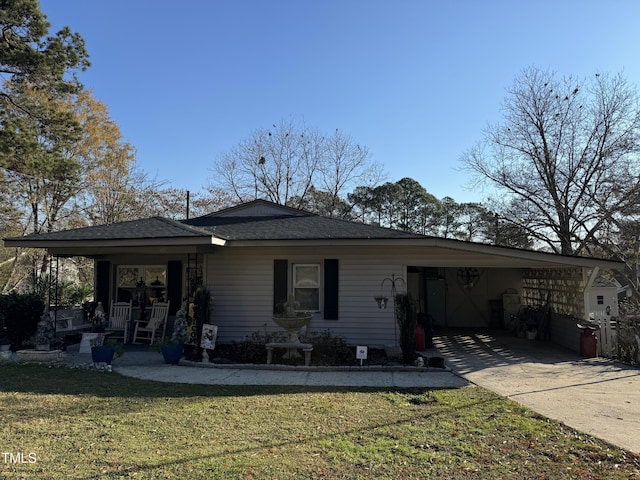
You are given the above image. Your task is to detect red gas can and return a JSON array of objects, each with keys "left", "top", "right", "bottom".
[
  {"left": 580, "top": 329, "right": 597, "bottom": 358},
  {"left": 415, "top": 324, "right": 425, "bottom": 352}
]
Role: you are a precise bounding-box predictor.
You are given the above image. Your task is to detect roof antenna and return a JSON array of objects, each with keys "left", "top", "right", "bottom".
[{"left": 186, "top": 190, "right": 190, "bottom": 219}]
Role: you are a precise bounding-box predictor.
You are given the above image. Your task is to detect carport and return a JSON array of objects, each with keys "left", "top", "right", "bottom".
[{"left": 401, "top": 239, "right": 624, "bottom": 354}]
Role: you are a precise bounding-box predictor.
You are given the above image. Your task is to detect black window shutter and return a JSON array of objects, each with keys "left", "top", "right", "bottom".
[
  {"left": 324, "top": 259, "right": 339, "bottom": 320},
  {"left": 167, "top": 261, "right": 183, "bottom": 315},
  {"left": 273, "top": 259, "right": 288, "bottom": 314},
  {"left": 95, "top": 260, "right": 110, "bottom": 310}
]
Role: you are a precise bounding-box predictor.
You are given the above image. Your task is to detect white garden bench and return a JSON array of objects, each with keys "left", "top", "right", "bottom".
[{"left": 266, "top": 342, "right": 313, "bottom": 366}]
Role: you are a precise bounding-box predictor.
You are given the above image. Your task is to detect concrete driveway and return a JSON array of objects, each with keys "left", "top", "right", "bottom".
[{"left": 433, "top": 331, "right": 640, "bottom": 454}]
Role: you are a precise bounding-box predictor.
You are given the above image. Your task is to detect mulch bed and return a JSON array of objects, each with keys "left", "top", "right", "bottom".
[{"left": 184, "top": 343, "right": 394, "bottom": 367}]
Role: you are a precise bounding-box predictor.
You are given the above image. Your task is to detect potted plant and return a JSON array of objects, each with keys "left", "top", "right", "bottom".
[
  {"left": 192, "top": 287, "right": 212, "bottom": 346},
  {"left": 90, "top": 334, "right": 123, "bottom": 364},
  {"left": 374, "top": 295, "right": 389, "bottom": 309},
  {"left": 161, "top": 304, "right": 188, "bottom": 364},
  {"left": 91, "top": 301, "right": 107, "bottom": 332},
  {"left": 395, "top": 293, "right": 417, "bottom": 364},
  {"left": 31, "top": 310, "right": 55, "bottom": 350}
]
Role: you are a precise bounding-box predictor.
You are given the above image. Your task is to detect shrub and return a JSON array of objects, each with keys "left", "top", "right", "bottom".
[
  {"left": 395, "top": 293, "right": 417, "bottom": 364},
  {"left": 302, "top": 329, "right": 354, "bottom": 365},
  {"left": 211, "top": 329, "right": 390, "bottom": 366},
  {"left": 616, "top": 299, "right": 640, "bottom": 364},
  {"left": 31, "top": 312, "right": 55, "bottom": 346},
  {"left": 227, "top": 330, "right": 288, "bottom": 363},
  {"left": 0, "top": 293, "right": 45, "bottom": 349},
  {"left": 216, "top": 329, "right": 355, "bottom": 365},
  {"left": 169, "top": 307, "right": 189, "bottom": 344}
]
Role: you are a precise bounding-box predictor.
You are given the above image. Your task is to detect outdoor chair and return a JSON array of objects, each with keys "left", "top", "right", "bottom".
[
  {"left": 106, "top": 300, "right": 132, "bottom": 342},
  {"left": 133, "top": 301, "right": 170, "bottom": 345}
]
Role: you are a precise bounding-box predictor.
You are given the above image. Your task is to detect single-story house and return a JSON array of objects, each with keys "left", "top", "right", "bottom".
[{"left": 3, "top": 199, "right": 624, "bottom": 352}]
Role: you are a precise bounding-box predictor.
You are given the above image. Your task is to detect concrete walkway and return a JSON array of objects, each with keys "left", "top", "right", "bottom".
[
  {"left": 434, "top": 331, "right": 640, "bottom": 454},
  {"left": 61, "top": 345, "right": 469, "bottom": 389},
  {"left": 115, "top": 362, "right": 467, "bottom": 388}
]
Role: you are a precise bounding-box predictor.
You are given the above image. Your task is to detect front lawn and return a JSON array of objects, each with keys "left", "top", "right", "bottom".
[{"left": 0, "top": 364, "right": 638, "bottom": 479}]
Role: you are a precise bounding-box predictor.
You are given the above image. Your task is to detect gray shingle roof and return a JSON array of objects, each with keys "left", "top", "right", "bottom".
[
  {"left": 6, "top": 216, "right": 211, "bottom": 243},
  {"left": 1, "top": 200, "right": 625, "bottom": 271},
  {"left": 183, "top": 213, "right": 421, "bottom": 241},
  {"left": 4, "top": 201, "right": 420, "bottom": 244}
]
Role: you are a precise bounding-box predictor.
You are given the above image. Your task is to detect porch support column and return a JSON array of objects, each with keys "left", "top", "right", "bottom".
[{"left": 582, "top": 266, "right": 599, "bottom": 321}]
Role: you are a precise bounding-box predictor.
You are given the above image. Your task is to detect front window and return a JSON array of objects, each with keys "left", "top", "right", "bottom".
[
  {"left": 293, "top": 264, "right": 320, "bottom": 311},
  {"left": 117, "top": 265, "right": 167, "bottom": 304}
]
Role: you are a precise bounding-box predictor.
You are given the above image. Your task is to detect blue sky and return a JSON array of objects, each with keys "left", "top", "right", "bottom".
[{"left": 40, "top": 0, "right": 640, "bottom": 203}]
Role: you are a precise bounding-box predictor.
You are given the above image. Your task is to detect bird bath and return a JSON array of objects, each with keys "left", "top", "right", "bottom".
[
  {"left": 272, "top": 295, "right": 313, "bottom": 359},
  {"left": 272, "top": 295, "right": 313, "bottom": 343}
]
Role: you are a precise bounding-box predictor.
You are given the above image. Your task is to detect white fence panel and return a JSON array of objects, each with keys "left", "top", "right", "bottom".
[{"left": 594, "top": 316, "right": 617, "bottom": 358}]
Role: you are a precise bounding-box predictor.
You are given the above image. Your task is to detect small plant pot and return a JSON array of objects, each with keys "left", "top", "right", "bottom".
[
  {"left": 161, "top": 343, "right": 184, "bottom": 364},
  {"left": 427, "top": 356, "right": 445, "bottom": 368},
  {"left": 91, "top": 346, "right": 116, "bottom": 364}
]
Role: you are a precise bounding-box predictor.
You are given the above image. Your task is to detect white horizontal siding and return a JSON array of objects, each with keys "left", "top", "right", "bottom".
[
  {"left": 205, "top": 246, "right": 406, "bottom": 347},
  {"left": 206, "top": 250, "right": 273, "bottom": 342},
  {"left": 204, "top": 245, "right": 533, "bottom": 347}
]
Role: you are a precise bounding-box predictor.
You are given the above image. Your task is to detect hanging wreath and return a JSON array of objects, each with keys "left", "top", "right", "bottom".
[{"left": 457, "top": 268, "right": 480, "bottom": 289}]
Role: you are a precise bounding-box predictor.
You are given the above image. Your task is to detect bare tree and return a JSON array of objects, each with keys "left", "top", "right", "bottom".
[
  {"left": 462, "top": 68, "right": 640, "bottom": 255},
  {"left": 211, "top": 119, "right": 379, "bottom": 208},
  {"left": 316, "top": 128, "right": 373, "bottom": 212},
  {"left": 138, "top": 187, "right": 235, "bottom": 220},
  {"left": 599, "top": 218, "right": 640, "bottom": 292},
  {"left": 191, "top": 187, "right": 235, "bottom": 217}
]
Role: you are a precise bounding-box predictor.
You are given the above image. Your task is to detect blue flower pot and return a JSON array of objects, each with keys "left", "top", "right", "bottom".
[
  {"left": 161, "top": 343, "right": 184, "bottom": 364},
  {"left": 91, "top": 346, "right": 115, "bottom": 364}
]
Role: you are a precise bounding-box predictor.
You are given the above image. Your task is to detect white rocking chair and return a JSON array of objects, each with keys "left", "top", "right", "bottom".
[
  {"left": 106, "top": 300, "right": 133, "bottom": 342},
  {"left": 133, "top": 301, "right": 170, "bottom": 345}
]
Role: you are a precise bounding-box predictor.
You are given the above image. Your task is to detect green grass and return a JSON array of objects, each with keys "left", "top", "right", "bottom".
[{"left": 0, "top": 364, "right": 638, "bottom": 479}]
